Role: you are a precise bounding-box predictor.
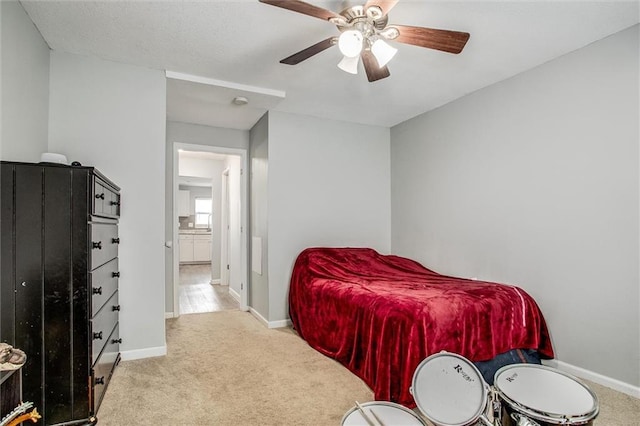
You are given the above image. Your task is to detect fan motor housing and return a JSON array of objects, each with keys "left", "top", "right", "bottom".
[{"left": 337, "top": 5, "right": 388, "bottom": 31}]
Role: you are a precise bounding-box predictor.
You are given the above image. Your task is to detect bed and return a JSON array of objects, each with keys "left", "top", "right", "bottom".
[{"left": 289, "top": 247, "right": 554, "bottom": 407}]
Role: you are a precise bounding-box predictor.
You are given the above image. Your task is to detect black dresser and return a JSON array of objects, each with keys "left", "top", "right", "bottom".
[{"left": 0, "top": 161, "right": 121, "bottom": 425}]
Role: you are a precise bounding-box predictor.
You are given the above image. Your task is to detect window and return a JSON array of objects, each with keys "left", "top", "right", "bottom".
[{"left": 195, "top": 198, "right": 212, "bottom": 228}]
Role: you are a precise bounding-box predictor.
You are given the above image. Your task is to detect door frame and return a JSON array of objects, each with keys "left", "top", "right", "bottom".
[
  {"left": 220, "top": 168, "right": 231, "bottom": 287},
  {"left": 172, "top": 142, "right": 248, "bottom": 316}
]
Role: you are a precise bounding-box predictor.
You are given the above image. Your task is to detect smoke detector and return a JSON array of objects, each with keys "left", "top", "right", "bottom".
[{"left": 232, "top": 96, "right": 249, "bottom": 106}]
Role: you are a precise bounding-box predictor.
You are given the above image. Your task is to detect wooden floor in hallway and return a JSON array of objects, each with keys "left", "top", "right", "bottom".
[{"left": 179, "top": 264, "right": 239, "bottom": 315}]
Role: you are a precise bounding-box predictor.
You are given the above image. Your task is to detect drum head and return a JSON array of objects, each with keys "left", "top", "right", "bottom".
[
  {"left": 494, "top": 364, "right": 598, "bottom": 421},
  {"left": 341, "top": 401, "right": 425, "bottom": 425},
  {"left": 411, "top": 352, "right": 487, "bottom": 426}
]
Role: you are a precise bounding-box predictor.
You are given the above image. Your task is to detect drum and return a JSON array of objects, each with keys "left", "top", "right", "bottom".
[
  {"left": 494, "top": 364, "right": 599, "bottom": 425},
  {"left": 410, "top": 351, "right": 491, "bottom": 426},
  {"left": 341, "top": 401, "right": 426, "bottom": 425}
]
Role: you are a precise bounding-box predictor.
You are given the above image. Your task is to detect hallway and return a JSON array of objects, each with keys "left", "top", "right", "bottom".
[{"left": 178, "top": 264, "right": 239, "bottom": 314}]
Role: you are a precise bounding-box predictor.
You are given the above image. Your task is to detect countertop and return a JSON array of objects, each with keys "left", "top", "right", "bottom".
[{"left": 178, "top": 229, "right": 211, "bottom": 235}]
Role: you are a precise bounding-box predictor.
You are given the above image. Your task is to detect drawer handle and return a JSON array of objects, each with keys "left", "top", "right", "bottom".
[
  {"left": 93, "top": 331, "right": 103, "bottom": 340},
  {"left": 112, "top": 305, "right": 121, "bottom": 311},
  {"left": 110, "top": 200, "right": 121, "bottom": 206},
  {"left": 95, "top": 193, "right": 105, "bottom": 200},
  {"left": 95, "top": 376, "right": 105, "bottom": 385},
  {"left": 92, "top": 241, "right": 102, "bottom": 250},
  {"left": 111, "top": 338, "right": 123, "bottom": 344},
  {"left": 112, "top": 237, "right": 120, "bottom": 244},
  {"left": 112, "top": 271, "right": 120, "bottom": 278},
  {"left": 92, "top": 286, "right": 102, "bottom": 295}
]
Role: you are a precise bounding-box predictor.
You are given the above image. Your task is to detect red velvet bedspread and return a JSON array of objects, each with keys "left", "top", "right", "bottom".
[{"left": 289, "top": 247, "right": 554, "bottom": 407}]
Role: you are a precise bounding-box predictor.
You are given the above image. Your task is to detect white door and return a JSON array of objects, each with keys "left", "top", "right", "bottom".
[{"left": 220, "top": 170, "right": 231, "bottom": 286}]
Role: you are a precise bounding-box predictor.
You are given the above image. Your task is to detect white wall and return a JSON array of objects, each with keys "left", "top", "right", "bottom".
[
  {"left": 0, "top": 0, "right": 49, "bottom": 161},
  {"left": 391, "top": 25, "right": 639, "bottom": 391},
  {"left": 267, "top": 111, "right": 391, "bottom": 322},
  {"left": 179, "top": 155, "right": 223, "bottom": 179},
  {"left": 167, "top": 121, "right": 249, "bottom": 151},
  {"left": 249, "top": 113, "right": 270, "bottom": 318},
  {"left": 48, "top": 51, "right": 167, "bottom": 359}
]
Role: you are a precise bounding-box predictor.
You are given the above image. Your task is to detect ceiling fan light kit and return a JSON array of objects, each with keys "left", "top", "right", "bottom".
[
  {"left": 370, "top": 38, "right": 397, "bottom": 68},
  {"left": 338, "top": 55, "right": 360, "bottom": 74},
  {"left": 338, "top": 30, "right": 364, "bottom": 58},
  {"left": 259, "top": 0, "right": 470, "bottom": 82}
]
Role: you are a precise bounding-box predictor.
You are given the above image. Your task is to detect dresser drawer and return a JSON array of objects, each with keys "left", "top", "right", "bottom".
[
  {"left": 90, "top": 222, "right": 118, "bottom": 270},
  {"left": 106, "top": 190, "right": 121, "bottom": 217},
  {"left": 92, "top": 323, "right": 120, "bottom": 414},
  {"left": 91, "top": 291, "right": 119, "bottom": 364},
  {"left": 92, "top": 176, "right": 120, "bottom": 219},
  {"left": 90, "top": 258, "right": 119, "bottom": 316},
  {"left": 93, "top": 180, "right": 106, "bottom": 216}
]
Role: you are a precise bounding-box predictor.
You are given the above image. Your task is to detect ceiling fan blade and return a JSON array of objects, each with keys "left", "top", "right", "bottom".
[
  {"left": 361, "top": 49, "right": 390, "bottom": 82},
  {"left": 280, "top": 37, "right": 337, "bottom": 65},
  {"left": 364, "top": 0, "right": 399, "bottom": 17},
  {"left": 259, "top": 0, "right": 342, "bottom": 22},
  {"left": 390, "top": 25, "right": 470, "bottom": 54}
]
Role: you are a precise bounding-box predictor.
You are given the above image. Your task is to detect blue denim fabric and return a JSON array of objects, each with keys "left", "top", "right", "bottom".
[{"left": 474, "top": 349, "right": 541, "bottom": 385}]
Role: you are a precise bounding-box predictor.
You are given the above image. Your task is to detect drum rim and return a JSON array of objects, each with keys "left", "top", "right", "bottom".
[
  {"left": 494, "top": 364, "right": 599, "bottom": 423},
  {"left": 411, "top": 351, "right": 488, "bottom": 426},
  {"left": 341, "top": 400, "right": 426, "bottom": 425}
]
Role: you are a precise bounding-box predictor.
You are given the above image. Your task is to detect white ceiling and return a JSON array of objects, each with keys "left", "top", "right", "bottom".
[
  {"left": 178, "top": 150, "right": 230, "bottom": 186},
  {"left": 178, "top": 175, "right": 213, "bottom": 187},
  {"left": 21, "top": 0, "right": 639, "bottom": 130},
  {"left": 179, "top": 149, "right": 230, "bottom": 162}
]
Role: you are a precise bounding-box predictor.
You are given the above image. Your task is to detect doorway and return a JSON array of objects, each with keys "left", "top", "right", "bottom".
[{"left": 172, "top": 143, "right": 248, "bottom": 317}]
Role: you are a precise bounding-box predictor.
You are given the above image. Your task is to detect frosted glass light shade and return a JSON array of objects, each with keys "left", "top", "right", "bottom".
[
  {"left": 338, "top": 30, "right": 364, "bottom": 58},
  {"left": 338, "top": 55, "right": 359, "bottom": 74},
  {"left": 371, "top": 39, "right": 398, "bottom": 68}
]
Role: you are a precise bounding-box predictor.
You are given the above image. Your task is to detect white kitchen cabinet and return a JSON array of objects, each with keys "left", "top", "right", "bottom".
[
  {"left": 193, "top": 234, "right": 212, "bottom": 262},
  {"left": 179, "top": 234, "right": 194, "bottom": 262},
  {"left": 179, "top": 232, "right": 211, "bottom": 263},
  {"left": 178, "top": 190, "right": 190, "bottom": 217}
]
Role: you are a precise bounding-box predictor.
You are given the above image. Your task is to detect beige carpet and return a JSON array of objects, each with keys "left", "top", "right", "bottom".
[
  {"left": 98, "top": 311, "right": 372, "bottom": 425},
  {"left": 98, "top": 311, "right": 639, "bottom": 425}
]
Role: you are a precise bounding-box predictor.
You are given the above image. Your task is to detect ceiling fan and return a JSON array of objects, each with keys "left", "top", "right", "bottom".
[{"left": 259, "top": 0, "right": 470, "bottom": 82}]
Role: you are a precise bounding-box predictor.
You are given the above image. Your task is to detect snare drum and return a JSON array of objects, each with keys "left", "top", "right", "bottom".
[
  {"left": 410, "top": 352, "right": 491, "bottom": 426},
  {"left": 341, "top": 401, "right": 426, "bottom": 425},
  {"left": 494, "top": 364, "right": 599, "bottom": 425}
]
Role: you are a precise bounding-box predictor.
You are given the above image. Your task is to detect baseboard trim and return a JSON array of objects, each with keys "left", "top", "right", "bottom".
[
  {"left": 268, "top": 318, "right": 292, "bottom": 329},
  {"left": 165, "top": 312, "right": 175, "bottom": 319},
  {"left": 120, "top": 345, "right": 167, "bottom": 361},
  {"left": 248, "top": 308, "right": 292, "bottom": 329},
  {"left": 249, "top": 307, "right": 269, "bottom": 327},
  {"left": 209, "top": 278, "right": 221, "bottom": 285},
  {"left": 542, "top": 359, "right": 640, "bottom": 398},
  {"left": 229, "top": 287, "right": 241, "bottom": 303}
]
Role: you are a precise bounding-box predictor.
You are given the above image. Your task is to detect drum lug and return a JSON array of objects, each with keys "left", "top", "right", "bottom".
[
  {"left": 487, "top": 387, "right": 501, "bottom": 425},
  {"left": 512, "top": 413, "right": 542, "bottom": 426}
]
